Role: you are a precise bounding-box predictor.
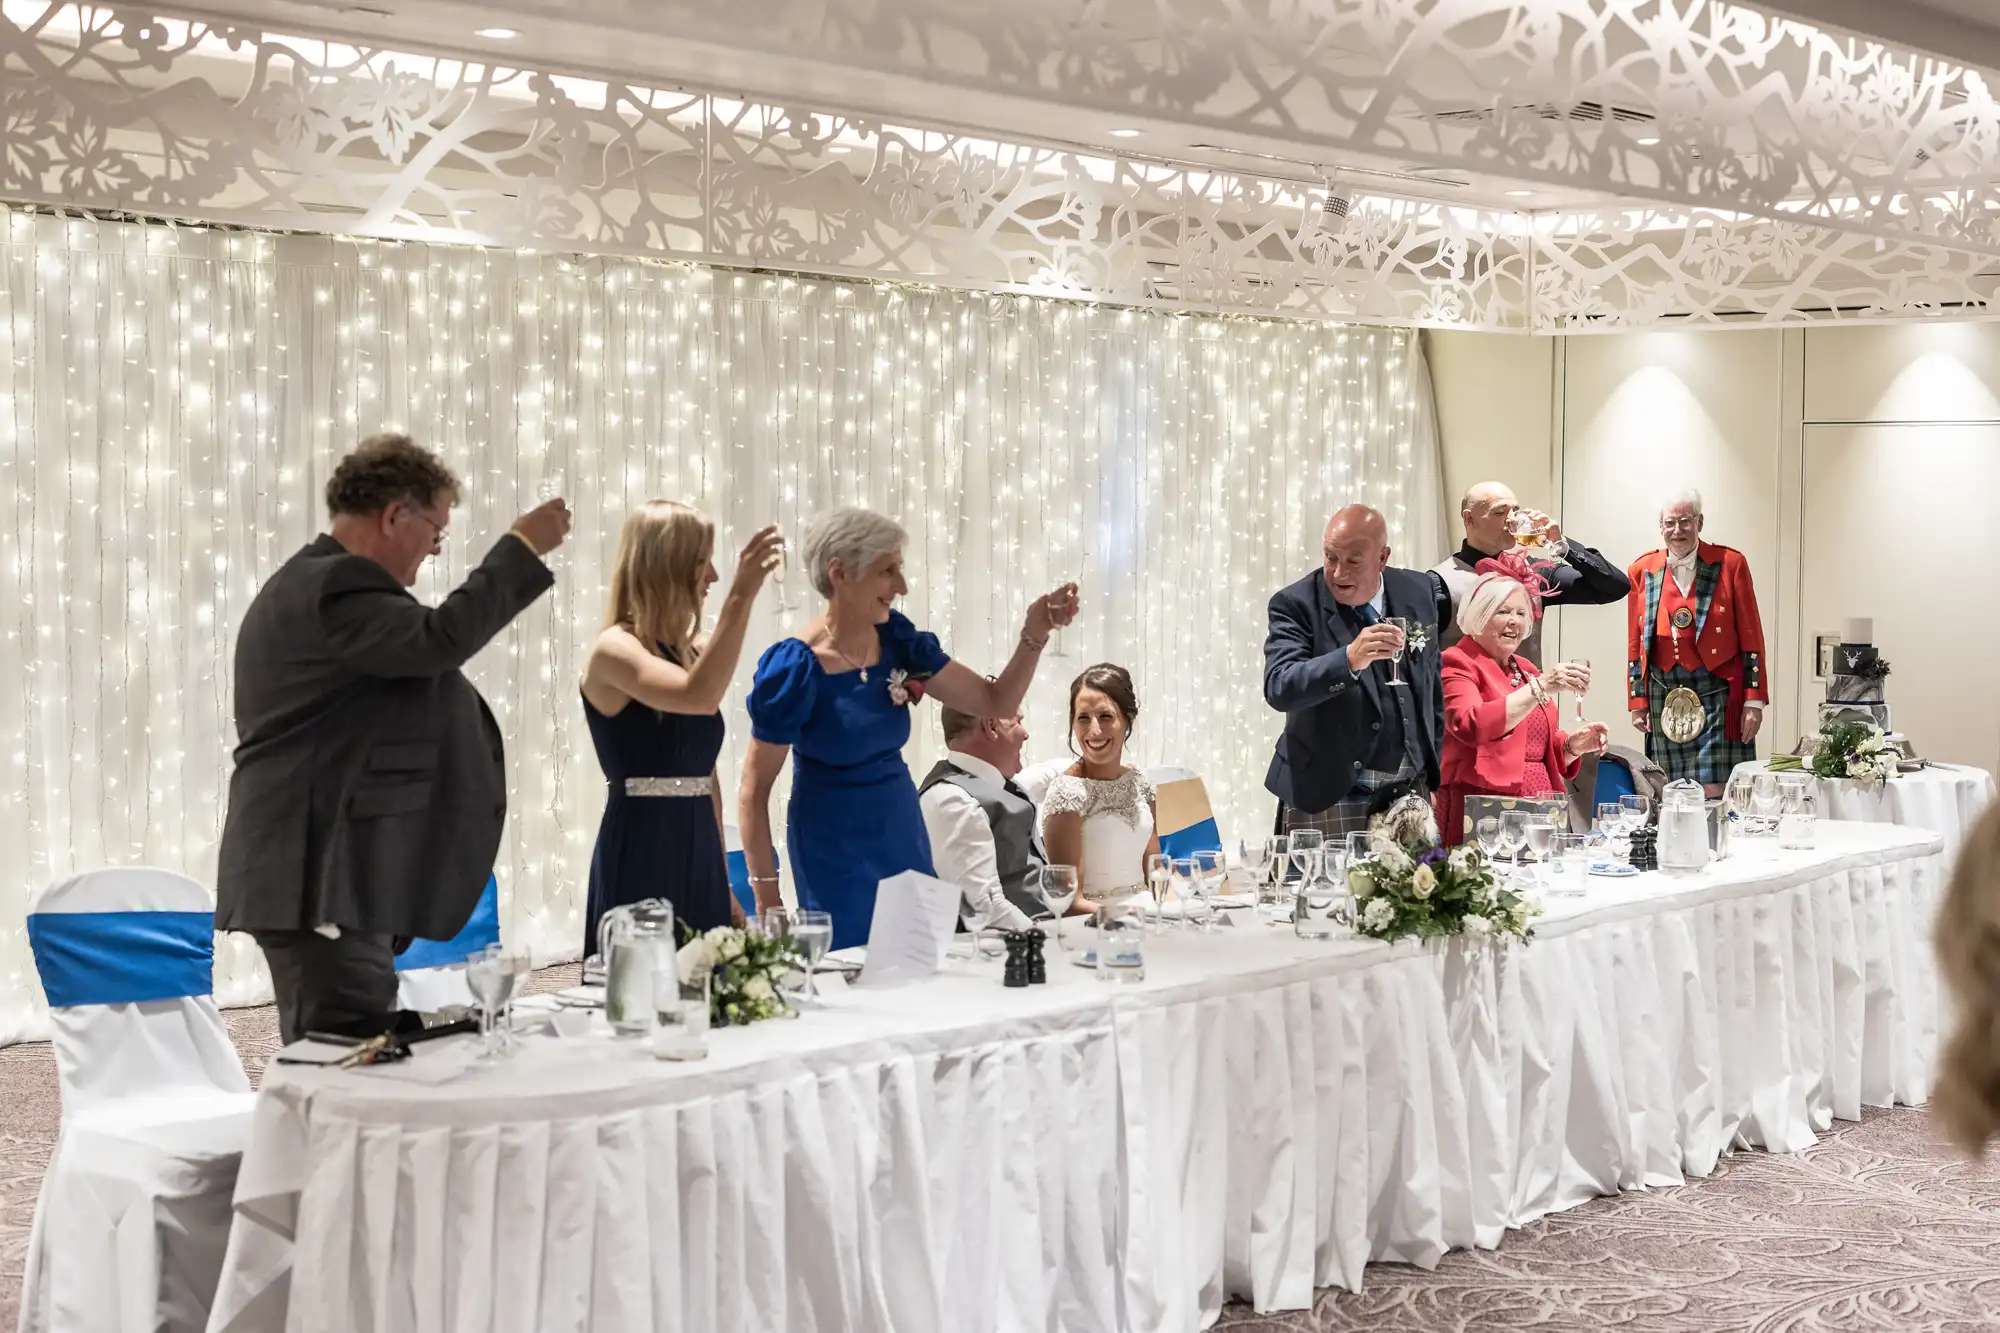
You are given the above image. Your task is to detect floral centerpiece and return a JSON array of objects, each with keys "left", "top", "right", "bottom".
[
  {"left": 675, "top": 925, "right": 802, "bottom": 1026},
  {"left": 1769, "top": 716, "right": 1899, "bottom": 785},
  {"left": 1344, "top": 794, "right": 1537, "bottom": 945}
]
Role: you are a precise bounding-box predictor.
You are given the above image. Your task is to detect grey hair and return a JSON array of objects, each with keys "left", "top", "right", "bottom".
[
  {"left": 1659, "top": 488, "right": 1704, "bottom": 521},
  {"left": 802, "top": 505, "right": 907, "bottom": 598},
  {"left": 1459, "top": 574, "right": 1532, "bottom": 638}
]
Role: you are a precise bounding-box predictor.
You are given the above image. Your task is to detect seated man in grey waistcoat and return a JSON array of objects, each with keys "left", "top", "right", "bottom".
[{"left": 917, "top": 699, "right": 1044, "bottom": 932}]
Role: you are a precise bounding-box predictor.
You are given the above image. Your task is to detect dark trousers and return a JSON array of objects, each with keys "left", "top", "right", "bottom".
[{"left": 254, "top": 930, "right": 399, "bottom": 1045}]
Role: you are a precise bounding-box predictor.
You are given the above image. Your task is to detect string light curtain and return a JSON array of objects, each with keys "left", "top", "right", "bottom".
[{"left": 0, "top": 208, "right": 1446, "bottom": 1041}]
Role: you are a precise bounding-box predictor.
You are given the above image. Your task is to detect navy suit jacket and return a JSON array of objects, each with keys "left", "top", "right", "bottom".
[{"left": 1262, "top": 566, "right": 1451, "bottom": 815}]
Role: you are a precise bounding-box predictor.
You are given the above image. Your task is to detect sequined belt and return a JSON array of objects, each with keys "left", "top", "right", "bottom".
[{"left": 621, "top": 776, "right": 713, "bottom": 798}]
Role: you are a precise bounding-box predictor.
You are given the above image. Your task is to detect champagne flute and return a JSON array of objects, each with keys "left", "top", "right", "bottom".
[
  {"left": 1170, "top": 858, "right": 1201, "bottom": 933},
  {"left": 1384, "top": 616, "right": 1414, "bottom": 687},
  {"left": 1146, "top": 851, "right": 1175, "bottom": 929},
  {"left": 770, "top": 532, "right": 800, "bottom": 612},
  {"left": 1570, "top": 658, "right": 1590, "bottom": 725},
  {"left": 793, "top": 908, "right": 833, "bottom": 1003}
]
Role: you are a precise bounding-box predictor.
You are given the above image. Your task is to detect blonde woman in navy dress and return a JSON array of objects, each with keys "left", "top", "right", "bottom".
[
  {"left": 580, "top": 502, "right": 783, "bottom": 953},
  {"left": 739, "top": 506, "right": 1078, "bottom": 950}
]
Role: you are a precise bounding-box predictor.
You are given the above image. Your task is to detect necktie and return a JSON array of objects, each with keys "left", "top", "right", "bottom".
[{"left": 1353, "top": 601, "right": 1380, "bottom": 628}]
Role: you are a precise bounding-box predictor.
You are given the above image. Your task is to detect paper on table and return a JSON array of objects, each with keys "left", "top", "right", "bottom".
[{"left": 854, "top": 870, "right": 961, "bottom": 988}]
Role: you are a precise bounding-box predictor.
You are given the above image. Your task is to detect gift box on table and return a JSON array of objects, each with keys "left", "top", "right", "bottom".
[{"left": 1461, "top": 794, "right": 1570, "bottom": 844}]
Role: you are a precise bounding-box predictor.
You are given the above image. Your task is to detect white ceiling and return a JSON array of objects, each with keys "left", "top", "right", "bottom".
[{"left": 1756, "top": 0, "right": 2000, "bottom": 73}]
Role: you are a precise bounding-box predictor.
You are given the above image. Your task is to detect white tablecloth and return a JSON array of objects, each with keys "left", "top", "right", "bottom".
[
  {"left": 209, "top": 823, "right": 1945, "bottom": 1333},
  {"left": 1729, "top": 761, "right": 1993, "bottom": 868}
]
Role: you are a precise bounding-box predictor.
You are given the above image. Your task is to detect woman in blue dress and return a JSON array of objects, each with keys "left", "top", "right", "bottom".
[
  {"left": 579, "top": 501, "right": 784, "bottom": 956},
  {"left": 740, "top": 506, "right": 1078, "bottom": 950}
]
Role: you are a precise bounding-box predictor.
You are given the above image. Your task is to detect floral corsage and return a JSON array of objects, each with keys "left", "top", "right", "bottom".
[{"left": 886, "top": 668, "right": 931, "bottom": 707}]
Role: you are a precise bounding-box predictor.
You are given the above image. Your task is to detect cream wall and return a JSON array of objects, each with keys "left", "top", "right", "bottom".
[{"left": 1430, "top": 323, "right": 2000, "bottom": 774}]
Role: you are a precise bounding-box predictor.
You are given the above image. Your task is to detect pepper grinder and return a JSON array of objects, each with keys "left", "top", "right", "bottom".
[
  {"left": 1026, "top": 927, "right": 1048, "bottom": 985},
  {"left": 1002, "top": 931, "right": 1031, "bottom": 988}
]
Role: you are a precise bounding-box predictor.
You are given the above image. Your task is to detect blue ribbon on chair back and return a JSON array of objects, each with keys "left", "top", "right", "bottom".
[
  {"left": 1158, "top": 818, "right": 1223, "bottom": 861},
  {"left": 397, "top": 875, "right": 502, "bottom": 971},
  {"left": 27, "top": 910, "right": 215, "bottom": 1008}
]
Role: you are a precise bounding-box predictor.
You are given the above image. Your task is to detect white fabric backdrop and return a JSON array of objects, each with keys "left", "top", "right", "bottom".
[{"left": 0, "top": 207, "right": 1448, "bottom": 1042}]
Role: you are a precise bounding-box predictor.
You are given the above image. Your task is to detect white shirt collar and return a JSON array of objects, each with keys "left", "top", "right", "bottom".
[
  {"left": 1667, "top": 547, "right": 1698, "bottom": 569},
  {"left": 945, "top": 749, "right": 1008, "bottom": 787},
  {"left": 1368, "top": 584, "right": 1387, "bottom": 617}
]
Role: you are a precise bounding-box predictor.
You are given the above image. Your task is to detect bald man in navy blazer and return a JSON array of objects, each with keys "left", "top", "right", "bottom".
[{"left": 1264, "top": 505, "right": 1453, "bottom": 840}]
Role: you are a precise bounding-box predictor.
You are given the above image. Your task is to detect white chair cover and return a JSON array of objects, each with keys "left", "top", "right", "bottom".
[
  {"left": 20, "top": 868, "right": 255, "bottom": 1333},
  {"left": 392, "top": 874, "right": 503, "bottom": 1013}
]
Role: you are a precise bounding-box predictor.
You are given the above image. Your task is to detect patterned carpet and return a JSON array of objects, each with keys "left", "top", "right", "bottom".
[{"left": 4, "top": 977, "right": 1997, "bottom": 1331}]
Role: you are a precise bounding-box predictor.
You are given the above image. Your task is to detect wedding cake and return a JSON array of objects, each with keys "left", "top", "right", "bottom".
[{"left": 1818, "top": 617, "right": 1891, "bottom": 732}]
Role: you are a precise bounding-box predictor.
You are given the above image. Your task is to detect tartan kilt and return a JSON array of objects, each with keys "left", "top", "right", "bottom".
[{"left": 1644, "top": 665, "right": 1753, "bottom": 785}]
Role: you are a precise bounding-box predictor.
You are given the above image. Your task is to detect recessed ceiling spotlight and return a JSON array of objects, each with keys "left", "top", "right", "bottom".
[
  {"left": 1108, "top": 128, "right": 1143, "bottom": 138},
  {"left": 1636, "top": 135, "right": 1661, "bottom": 146},
  {"left": 474, "top": 27, "right": 519, "bottom": 39},
  {"left": 1506, "top": 190, "right": 1535, "bottom": 198}
]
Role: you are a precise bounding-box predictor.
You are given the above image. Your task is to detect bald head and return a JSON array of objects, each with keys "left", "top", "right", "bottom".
[
  {"left": 1321, "top": 504, "right": 1391, "bottom": 606},
  {"left": 1460, "top": 480, "right": 1520, "bottom": 557}
]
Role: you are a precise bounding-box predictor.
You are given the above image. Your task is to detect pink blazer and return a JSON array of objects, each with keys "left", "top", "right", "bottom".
[{"left": 1439, "top": 639, "right": 1579, "bottom": 793}]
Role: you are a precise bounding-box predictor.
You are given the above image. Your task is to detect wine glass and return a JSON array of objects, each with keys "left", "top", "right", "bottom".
[
  {"left": 1619, "top": 793, "right": 1649, "bottom": 835},
  {"left": 1475, "top": 816, "right": 1502, "bottom": 863},
  {"left": 1192, "top": 849, "right": 1226, "bottom": 933},
  {"left": 1036, "top": 864, "right": 1080, "bottom": 949},
  {"left": 1750, "top": 772, "right": 1781, "bottom": 830},
  {"left": 1524, "top": 818, "right": 1556, "bottom": 887},
  {"left": 1146, "top": 852, "right": 1176, "bottom": 929},
  {"left": 1568, "top": 658, "right": 1591, "bottom": 725},
  {"left": 1288, "top": 829, "right": 1324, "bottom": 888},
  {"left": 466, "top": 944, "right": 522, "bottom": 1061},
  {"left": 1509, "top": 509, "right": 1569, "bottom": 558},
  {"left": 761, "top": 906, "right": 798, "bottom": 994},
  {"left": 1383, "top": 617, "right": 1414, "bottom": 687},
  {"left": 793, "top": 908, "right": 832, "bottom": 1003},
  {"left": 1498, "top": 810, "right": 1530, "bottom": 876}
]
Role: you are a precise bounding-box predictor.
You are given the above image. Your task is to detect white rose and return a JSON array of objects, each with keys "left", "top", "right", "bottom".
[
  {"left": 743, "top": 974, "right": 775, "bottom": 1003},
  {"left": 1362, "top": 897, "right": 1396, "bottom": 932},
  {"left": 1411, "top": 864, "right": 1436, "bottom": 900},
  {"left": 1347, "top": 866, "right": 1375, "bottom": 898},
  {"left": 676, "top": 937, "right": 715, "bottom": 979},
  {"left": 1447, "top": 847, "right": 1473, "bottom": 876},
  {"left": 1847, "top": 759, "right": 1870, "bottom": 778},
  {"left": 1376, "top": 842, "right": 1415, "bottom": 876},
  {"left": 1463, "top": 913, "right": 1492, "bottom": 938},
  {"left": 714, "top": 932, "right": 746, "bottom": 963}
]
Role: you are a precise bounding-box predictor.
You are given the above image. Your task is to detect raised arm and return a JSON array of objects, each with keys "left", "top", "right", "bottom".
[
  {"left": 319, "top": 534, "right": 554, "bottom": 678},
  {"left": 585, "top": 526, "right": 783, "bottom": 715},
  {"left": 1550, "top": 540, "right": 1632, "bottom": 605},
  {"left": 737, "top": 738, "right": 791, "bottom": 912},
  {"left": 1263, "top": 587, "right": 1357, "bottom": 713},
  {"left": 924, "top": 582, "right": 1078, "bottom": 719}
]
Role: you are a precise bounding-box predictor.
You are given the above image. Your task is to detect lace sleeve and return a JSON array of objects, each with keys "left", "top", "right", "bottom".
[
  {"left": 1135, "top": 772, "right": 1157, "bottom": 806},
  {"left": 1040, "top": 775, "right": 1089, "bottom": 818}
]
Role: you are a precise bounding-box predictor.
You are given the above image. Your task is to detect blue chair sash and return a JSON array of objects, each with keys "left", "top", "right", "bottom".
[
  {"left": 28, "top": 910, "right": 215, "bottom": 1008},
  {"left": 396, "top": 875, "right": 501, "bottom": 971},
  {"left": 727, "top": 849, "right": 756, "bottom": 918},
  {"left": 1158, "top": 817, "right": 1223, "bottom": 861}
]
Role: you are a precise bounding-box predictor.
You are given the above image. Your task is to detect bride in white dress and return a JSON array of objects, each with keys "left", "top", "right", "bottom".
[{"left": 1035, "top": 664, "right": 1159, "bottom": 907}]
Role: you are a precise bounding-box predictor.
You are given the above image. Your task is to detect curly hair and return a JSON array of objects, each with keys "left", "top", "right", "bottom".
[
  {"left": 1932, "top": 802, "right": 2000, "bottom": 1154},
  {"left": 325, "top": 433, "right": 460, "bottom": 518}
]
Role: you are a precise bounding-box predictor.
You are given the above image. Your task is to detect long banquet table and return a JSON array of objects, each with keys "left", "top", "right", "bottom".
[{"left": 208, "top": 822, "right": 1946, "bottom": 1333}]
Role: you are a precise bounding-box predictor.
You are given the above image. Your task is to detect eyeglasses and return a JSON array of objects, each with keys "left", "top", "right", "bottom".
[
  {"left": 1660, "top": 516, "right": 1700, "bottom": 531},
  {"left": 400, "top": 504, "right": 448, "bottom": 543}
]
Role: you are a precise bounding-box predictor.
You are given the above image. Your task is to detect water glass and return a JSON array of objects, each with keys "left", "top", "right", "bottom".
[
  {"left": 1192, "top": 849, "right": 1226, "bottom": 932},
  {"left": 793, "top": 908, "right": 833, "bottom": 1002},
  {"left": 466, "top": 944, "right": 523, "bottom": 1060},
  {"left": 1498, "top": 810, "right": 1530, "bottom": 874},
  {"left": 1241, "top": 838, "right": 1278, "bottom": 906},
  {"left": 1293, "top": 877, "right": 1346, "bottom": 940},
  {"left": 1474, "top": 817, "right": 1501, "bottom": 862},
  {"left": 1036, "top": 864, "right": 1081, "bottom": 949},
  {"left": 1550, "top": 833, "right": 1591, "bottom": 898},
  {"left": 1094, "top": 903, "right": 1146, "bottom": 982},
  {"left": 653, "top": 966, "right": 711, "bottom": 1060},
  {"left": 1524, "top": 818, "right": 1556, "bottom": 884},
  {"left": 1288, "top": 828, "right": 1324, "bottom": 885},
  {"left": 1777, "top": 784, "right": 1818, "bottom": 849}
]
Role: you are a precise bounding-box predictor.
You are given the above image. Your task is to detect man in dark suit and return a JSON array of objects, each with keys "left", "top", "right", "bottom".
[
  {"left": 1264, "top": 504, "right": 1453, "bottom": 839},
  {"left": 216, "top": 433, "right": 570, "bottom": 1043},
  {"left": 1432, "top": 480, "right": 1629, "bottom": 664}
]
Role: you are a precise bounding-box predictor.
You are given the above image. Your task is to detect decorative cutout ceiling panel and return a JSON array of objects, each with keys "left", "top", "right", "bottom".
[{"left": 1, "top": 2, "right": 1996, "bottom": 330}]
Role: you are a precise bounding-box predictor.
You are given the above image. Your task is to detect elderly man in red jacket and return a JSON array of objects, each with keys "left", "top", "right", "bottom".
[{"left": 1626, "top": 489, "right": 1768, "bottom": 796}]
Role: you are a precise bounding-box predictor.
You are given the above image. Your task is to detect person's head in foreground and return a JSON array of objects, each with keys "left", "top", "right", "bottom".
[{"left": 1933, "top": 803, "right": 2000, "bottom": 1153}]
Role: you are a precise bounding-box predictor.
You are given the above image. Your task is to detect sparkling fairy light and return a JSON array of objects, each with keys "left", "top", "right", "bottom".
[{"left": 0, "top": 206, "right": 1441, "bottom": 1039}]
